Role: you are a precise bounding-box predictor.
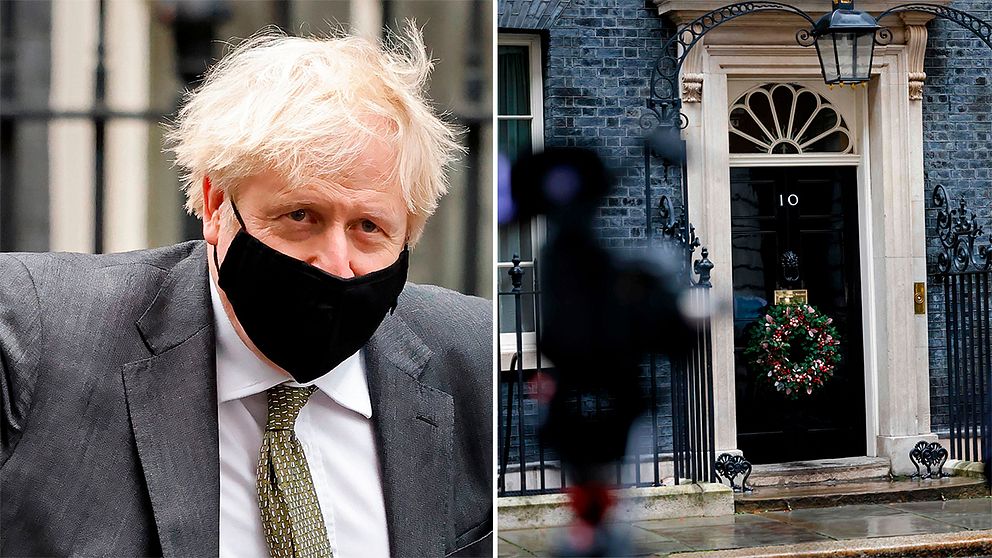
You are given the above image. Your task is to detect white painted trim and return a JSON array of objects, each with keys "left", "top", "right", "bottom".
[
  {"left": 49, "top": 0, "right": 98, "bottom": 253},
  {"left": 104, "top": 0, "right": 150, "bottom": 253},
  {"left": 857, "top": 66, "right": 880, "bottom": 458},
  {"left": 350, "top": 0, "right": 383, "bottom": 41},
  {"left": 729, "top": 154, "right": 860, "bottom": 167},
  {"left": 860, "top": 47, "right": 934, "bottom": 459},
  {"left": 498, "top": 332, "right": 545, "bottom": 370}
]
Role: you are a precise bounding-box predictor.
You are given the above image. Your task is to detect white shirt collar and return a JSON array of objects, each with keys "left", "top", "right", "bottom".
[{"left": 209, "top": 276, "right": 373, "bottom": 419}]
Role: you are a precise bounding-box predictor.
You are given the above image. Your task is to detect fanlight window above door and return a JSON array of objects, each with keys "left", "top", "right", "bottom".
[{"left": 729, "top": 84, "right": 854, "bottom": 155}]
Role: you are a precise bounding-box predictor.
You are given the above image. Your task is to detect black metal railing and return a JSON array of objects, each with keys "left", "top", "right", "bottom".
[
  {"left": 497, "top": 254, "right": 553, "bottom": 495},
  {"left": 660, "top": 197, "right": 717, "bottom": 486},
  {"left": 668, "top": 280, "right": 717, "bottom": 485},
  {"left": 932, "top": 184, "right": 991, "bottom": 464}
]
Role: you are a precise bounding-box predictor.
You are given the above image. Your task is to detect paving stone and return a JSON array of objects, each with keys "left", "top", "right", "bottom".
[
  {"left": 761, "top": 503, "right": 905, "bottom": 523},
  {"left": 498, "top": 526, "right": 566, "bottom": 554},
  {"left": 890, "top": 497, "right": 992, "bottom": 531},
  {"left": 890, "top": 497, "right": 992, "bottom": 516},
  {"left": 636, "top": 514, "right": 773, "bottom": 531},
  {"left": 775, "top": 512, "right": 962, "bottom": 540},
  {"left": 760, "top": 501, "right": 984, "bottom": 540},
  {"left": 499, "top": 498, "right": 992, "bottom": 556},
  {"left": 498, "top": 537, "right": 537, "bottom": 557},
  {"left": 668, "top": 529, "right": 992, "bottom": 557},
  {"left": 500, "top": 524, "right": 692, "bottom": 557},
  {"left": 636, "top": 513, "right": 830, "bottom": 551}
]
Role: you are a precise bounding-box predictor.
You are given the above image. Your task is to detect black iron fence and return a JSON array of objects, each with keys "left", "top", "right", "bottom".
[
  {"left": 667, "top": 278, "right": 717, "bottom": 485},
  {"left": 932, "top": 184, "right": 991, "bottom": 465},
  {"left": 659, "top": 199, "right": 718, "bottom": 486},
  {"left": 497, "top": 227, "right": 717, "bottom": 497}
]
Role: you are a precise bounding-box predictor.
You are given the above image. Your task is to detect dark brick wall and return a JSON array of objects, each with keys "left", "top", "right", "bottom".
[
  {"left": 541, "top": 1, "right": 680, "bottom": 244},
  {"left": 922, "top": 1, "right": 992, "bottom": 434},
  {"left": 499, "top": 0, "right": 570, "bottom": 29}
]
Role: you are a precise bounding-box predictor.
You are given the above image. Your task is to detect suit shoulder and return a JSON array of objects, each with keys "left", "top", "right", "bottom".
[
  {"left": 2, "top": 240, "right": 201, "bottom": 272},
  {"left": 0, "top": 242, "right": 206, "bottom": 350},
  {"left": 1, "top": 242, "right": 201, "bottom": 295},
  {"left": 395, "top": 284, "right": 491, "bottom": 360},
  {"left": 397, "top": 283, "right": 491, "bottom": 335}
]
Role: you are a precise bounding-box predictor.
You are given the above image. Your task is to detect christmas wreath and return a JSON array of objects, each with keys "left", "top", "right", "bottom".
[{"left": 744, "top": 304, "right": 841, "bottom": 399}]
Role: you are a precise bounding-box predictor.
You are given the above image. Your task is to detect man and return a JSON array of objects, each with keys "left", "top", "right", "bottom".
[{"left": 0, "top": 26, "right": 492, "bottom": 558}]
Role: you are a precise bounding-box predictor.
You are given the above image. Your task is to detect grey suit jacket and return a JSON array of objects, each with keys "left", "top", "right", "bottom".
[{"left": 0, "top": 241, "right": 492, "bottom": 557}]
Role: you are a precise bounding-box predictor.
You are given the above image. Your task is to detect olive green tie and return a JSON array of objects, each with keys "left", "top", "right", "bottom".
[{"left": 257, "top": 384, "right": 333, "bottom": 558}]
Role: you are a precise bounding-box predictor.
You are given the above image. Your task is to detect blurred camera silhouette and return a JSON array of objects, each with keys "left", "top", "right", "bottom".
[{"left": 506, "top": 147, "right": 705, "bottom": 557}]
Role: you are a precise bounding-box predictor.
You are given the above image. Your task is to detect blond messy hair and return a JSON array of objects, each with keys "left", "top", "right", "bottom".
[{"left": 165, "top": 23, "right": 462, "bottom": 245}]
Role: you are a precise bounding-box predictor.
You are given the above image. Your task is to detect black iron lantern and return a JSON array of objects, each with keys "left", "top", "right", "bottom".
[{"left": 812, "top": 0, "right": 880, "bottom": 85}]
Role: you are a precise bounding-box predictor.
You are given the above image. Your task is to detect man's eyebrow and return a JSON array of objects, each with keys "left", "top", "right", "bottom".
[
  {"left": 361, "top": 208, "right": 401, "bottom": 223},
  {"left": 267, "top": 198, "right": 318, "bottom": 210},
  {"left": 265, "top": 198, "right": 403, "bottom": 227}
]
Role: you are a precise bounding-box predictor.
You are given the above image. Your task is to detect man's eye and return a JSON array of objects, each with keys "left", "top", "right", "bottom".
[
  {"left": 288, "top": 209, "right": 307, "bottom": 222},
  {"left": 359, "top": 219, "right": 380, "bottom": 233}
]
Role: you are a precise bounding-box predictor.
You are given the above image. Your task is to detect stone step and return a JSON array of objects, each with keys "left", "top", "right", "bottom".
[
  {"left": 746, "top": 456, "right": 891, "bottom": 488},
  {"left": 735, "top": 476, "right": 989, "bottom": 513}
]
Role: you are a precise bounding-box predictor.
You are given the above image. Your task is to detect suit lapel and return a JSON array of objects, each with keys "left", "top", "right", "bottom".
[
  {"left": 123, "top": 245, "right": 220, "bottom": 557},
  {"left": 365, "top": 311, "right": 454, "bottom": 558}
]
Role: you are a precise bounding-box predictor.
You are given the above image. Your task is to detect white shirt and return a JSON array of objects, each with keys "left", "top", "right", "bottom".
[{"left": 211, "top": 279, "right": 391, "bottom": 558}]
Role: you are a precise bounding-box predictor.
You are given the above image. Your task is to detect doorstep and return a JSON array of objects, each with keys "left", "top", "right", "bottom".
[{"left": 747, "top": 456, "right": 890, "bottom": 488}]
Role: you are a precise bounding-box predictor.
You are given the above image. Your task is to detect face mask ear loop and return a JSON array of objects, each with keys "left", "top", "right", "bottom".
[
  {"left": 214, "top": 199, "right": 247, "bottom": 272},
  {"left": 388, "top": 245, "right": 410, "bottom": 316},
  {"left": 230, "top": 199, "right": 248, "bottom": 229}
]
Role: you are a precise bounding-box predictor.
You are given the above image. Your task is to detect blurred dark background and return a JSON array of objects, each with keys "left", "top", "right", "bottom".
[{"left": 0, "top": 0, "right": 492, "bottom": 298}]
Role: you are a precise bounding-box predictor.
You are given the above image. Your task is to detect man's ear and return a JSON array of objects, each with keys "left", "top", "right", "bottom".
[{"left": 202, "top": 176, "right": 225, "bottom": 246}]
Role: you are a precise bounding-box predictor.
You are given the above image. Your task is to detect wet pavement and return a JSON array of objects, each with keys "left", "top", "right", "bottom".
[{"left": 498, "top": 497, "right": 992, "bottom": 557}]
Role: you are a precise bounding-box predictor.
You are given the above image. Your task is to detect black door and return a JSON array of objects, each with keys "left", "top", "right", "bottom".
[{"left": 730, "top": 166, "right": 865, "bottom": 464}]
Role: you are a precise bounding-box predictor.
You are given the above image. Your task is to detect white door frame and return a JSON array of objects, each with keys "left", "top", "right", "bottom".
[{"left": 677, "top": 39, "right": 935, "bottom": 472}]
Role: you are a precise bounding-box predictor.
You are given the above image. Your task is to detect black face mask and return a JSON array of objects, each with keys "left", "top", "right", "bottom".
[{"left": 215, "top": 202, "right": 409, "bottom": 383}]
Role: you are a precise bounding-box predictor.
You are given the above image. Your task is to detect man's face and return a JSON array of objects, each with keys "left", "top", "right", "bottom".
[{"left": 203, "top": 137, "right": 408, "bottom": 278}]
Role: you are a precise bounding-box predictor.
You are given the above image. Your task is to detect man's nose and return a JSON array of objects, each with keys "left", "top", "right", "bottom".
[{"left": 305, "top": 228, "right": 355, "bottom": 278}]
